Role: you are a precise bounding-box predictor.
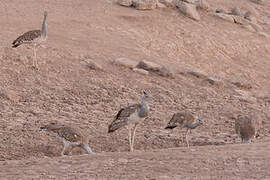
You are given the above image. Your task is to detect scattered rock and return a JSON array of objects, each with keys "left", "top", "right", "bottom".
[
  {"left": 232, "top": 16, "right": 249, "bottom": 25},
  {"left": 133, "top": 0, "right": 157, "bottom": 10},
  {"left": 186, "top": 69, "right": 208, "bottom": 79},
  {"left": 175, "top": 1, "right": 200, "bottom": 21},
  {"left": 112, "top": 58, "right": 138, "bottom": 69},
  {"left": 194, "top": 0, "right": 210, "bottom": 11},
  {"left": 213, "top": 13, "right": 235, "bottom": 23},
  {"left": 137, "top": 60, "right": 162, "bottom": 71},
  {"left": 136, "top": 60, "right": 173, "bottom": 77},
  {"left": 132, "top": 68, "right": 150, "bottom": 75},
  {"left": 203, "top": 77, "right": 223, "bottom": 87},
  {"left": 157, "top": 2, "right": 167, "bottom": 8},
  {"left": 215, "top": 8, "right": 226, "bottom": 14},
  {"left": 250, "top": 0, "right": 264, "bottom": 5},
  {"left": 159, "top": 0, "right": 175, "bottom": 7},
  {"left": 86, "top": 60, "right": 103, "bottom": 71},
  {"left": 230, "top": 7, "right": 242, "bottom": 16},
  {"left": 118, "top": 0, "right": 133, "bottom": 6},
  {"left": 182, "top": 0, "right": 196, "bottom": 4},
  {"left": 156, "top": 66, "right": 174, "bottom": 78},
  {"left": 244, "top": 11, "right": 257, "bottom": 22},
  {"left": 231, "top": 79, "right": 252, "bottom": 90}
]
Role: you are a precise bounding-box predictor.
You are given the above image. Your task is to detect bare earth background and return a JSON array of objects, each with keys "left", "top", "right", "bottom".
[{"left": 0, "top": 0, "right": 270, "bottom": 179}]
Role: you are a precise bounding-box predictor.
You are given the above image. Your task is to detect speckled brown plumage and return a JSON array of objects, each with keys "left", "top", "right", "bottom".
[
  {"left": 108, "top": 104, "right": 141, "bottom": 133},
  {"left": 41, "top": 123, "right": 94, "bottom": 155},
  {"left": 235, "top": 115, "right": 256, "bottom": 144},
  {"left": 12, "top": 11, "right": 47, "bottom": 69},
  {"left": 108, "top": 91, "right": 150, "bottom": 152},
  {"left": 165, "top": 111, "right": 202, "bottom": 147},
  {"left": 166, "top": 112, "right": 197, "bottom": 129},
  {"left": 12, "top": 30, "right": 41, "bottom": 48},
  {"left": 41, "top": 123, "right": 88, "bottom": 144}
]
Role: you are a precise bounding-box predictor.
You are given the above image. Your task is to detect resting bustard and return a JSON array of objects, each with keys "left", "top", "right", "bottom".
[
  {"left": 235, "top": 114, "right": 256, "bottom": 144},
  {"left": 12, "top": 11, "right": 48, "bottom": 69},
  {"left": 40, "top": 123, "right": 94, "bottom": 156},
  {"left": 165, "top": 111, "right": 203, "bottom": 147},
  {"left": 108, "top": 91, "right": 150, "bottom": 152}
]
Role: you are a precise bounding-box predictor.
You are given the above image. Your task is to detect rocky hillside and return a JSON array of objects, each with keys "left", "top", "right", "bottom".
[{"left": 0, "top": 0, "right": 269, "bottom": 178}]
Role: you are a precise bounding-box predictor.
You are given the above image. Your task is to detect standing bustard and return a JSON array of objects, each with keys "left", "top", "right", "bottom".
[
  {"left": 165, "top": 111, "right": 203, "bottom": 147},
  {"left": 12, "top": 11, "right": 48, "bottom": 69},
  {"left": 235, "top": 114, "right": 256, "bottom": 144},
  {"left": 40, "top": 123, "right": 94, "bottom": 156},
  {"left": 108, "top": 91, "right": 150, "bottom": 152}
]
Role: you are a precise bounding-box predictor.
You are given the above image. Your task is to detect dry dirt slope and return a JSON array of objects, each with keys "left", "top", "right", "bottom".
[
  {"left": 1, "top": 143, "right": 270, "bottom": 179},
  {"left": 0, "top": 0, "right": 270, "bottom": 179}
]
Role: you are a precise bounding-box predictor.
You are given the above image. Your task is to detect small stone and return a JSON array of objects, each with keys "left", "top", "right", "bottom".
[
  {"left": 156, "top": 66, "right": 174, "bottom": 78},
  {"left": 157, "top": 2, "right": 167, "bottom": 8},
  {"left": 137, "top": 60, "right": 162, "bottom": 71},
  {"left": 230, "top": 7, "right": 242, "bottom": 16},
  {"left": 187, "top": 69, "right": 208, "bottom": 79},
  {"left": 250, "top": 0, "right": 264, "bottom": 5},
  {"left": 231, "top": 79, "right": 252, "bottom": 90},
  {"left": 194, "top": 0, "right": 210, "bottom": 11},
  {"left": 215, "top": 8, "right": 226, "bottom": 14},
  {"left": 233, "top": 16, "right": 249, "bottom": 25},
  {"left": 118, "top": 0, "right": 133, "bottom": 6},
  {"left": 159, "top": 0, "right": 175, "bottom": 7},
  {"left": 133, "top": 0, "right": 157, "bottom": 10},
  {"left": 113, "top": 58, "right": 138, "bottom": 69},
  {"left": 85, "top": 60, "right": 103, "bottom": 70},
  {"left": 175, "top": 1, "right": 200, "bottom": 21},
  {"left": 132, "top": 68, "right": 149, "bottom": 75},
  {"left": 213, "top": 13, "right": 235, "bottom": 23},
  {"left": 203, "top": 77, "right": 223, "bottom": 87}
]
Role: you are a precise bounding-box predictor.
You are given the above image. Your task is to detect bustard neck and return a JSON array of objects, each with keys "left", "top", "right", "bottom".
[{"left": 41, "top": 13, "right": 47, "bottom": 39}]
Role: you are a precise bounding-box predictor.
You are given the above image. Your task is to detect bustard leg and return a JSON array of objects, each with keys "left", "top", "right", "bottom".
[
  {"left": 131, "top": 123, "right": 139, "bottom": 152},
  {"left": 61, "top": 144, "right": 70, "bottom": 156},
  {"left": 127, "top": 126, "right": 132, "bottom": 152},
  {"left": 33, "top": 45, "right": 39, "bottom": 69},
  {"left": 69, "top": 146, "right": 75, "bottom": 156},
  {"left": 185, "top": 128, "right": 191, "bottom": 148}
]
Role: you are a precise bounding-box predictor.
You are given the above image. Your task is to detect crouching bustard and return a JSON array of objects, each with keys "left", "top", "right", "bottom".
[
  {"left": 40, "top": 123, "right": 94, "bottom": 156},
  {"left": 165, "top": 111, "right": 202, "bottom": 147},
  {"left": 235, "top": 114, "right": 256, "bottom": 144},
  {"left": 12, "top": 11, "right": 48, "bottom": 69},
  {"left": 108, "top": 91, "right": 150, "bottom": 152}
]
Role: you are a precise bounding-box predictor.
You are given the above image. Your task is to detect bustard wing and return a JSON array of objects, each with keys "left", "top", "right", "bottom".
[
  {"left": 41, "top": 124, "right": 86, "bottom": 143},
  {"left": 165, "top": 112, "right": 194, "bottom": 129},
  {"left": 108, "top": 104, "right": 141, "bottom": 133},
  {"left": 12, "top": 30, "right": 41, "bottom": 48}
]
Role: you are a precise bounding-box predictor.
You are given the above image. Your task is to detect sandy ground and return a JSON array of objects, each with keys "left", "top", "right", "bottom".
[{"left": 0, "top": 0, "right": 270, "bottom": 179}]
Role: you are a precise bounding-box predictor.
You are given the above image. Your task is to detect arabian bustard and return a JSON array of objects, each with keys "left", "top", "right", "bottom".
[
  {"left": 165, "top": 111, "right": 202, "bottom": 147},
  {"left": 40, "top": 123, "right": 95, "bottom": 156},
  {"left": 108, "top": 91, "right": 150, "bottom": 152},
  {"left": 12, "top": 11, "right": 48, "bottom": 69},
  {"left": 235, "top": 114, "right": 256, "bottom": 144}
]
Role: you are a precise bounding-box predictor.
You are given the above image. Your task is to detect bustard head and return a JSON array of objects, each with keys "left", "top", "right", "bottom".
[
  {"left": 142, "top": 91, "right": 150, "bottom": 101},
  {"left": 196, "top": 118, "right": 203, "bottom": 125},
  {"left": 44, "top": 11, "right": 48, "bottom": 17}
]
